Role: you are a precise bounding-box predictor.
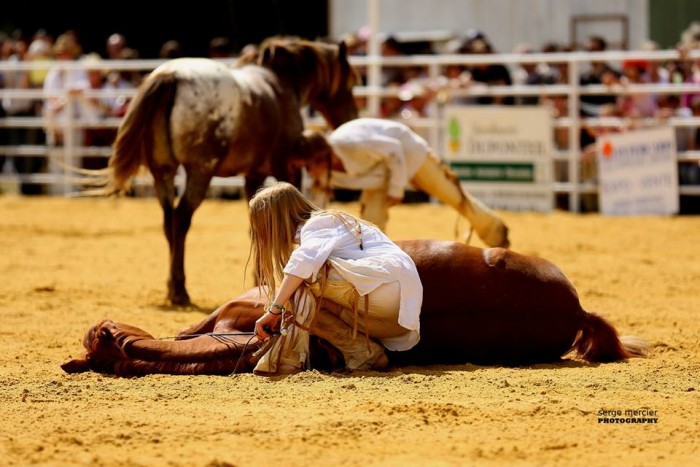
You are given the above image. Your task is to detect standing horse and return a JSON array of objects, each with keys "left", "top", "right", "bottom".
[
  {"left": 62, "top": 240, "right": 647, "bottom": 376},
  {"left": 104, "top": 37, "right": 359, "bottom": 305}
]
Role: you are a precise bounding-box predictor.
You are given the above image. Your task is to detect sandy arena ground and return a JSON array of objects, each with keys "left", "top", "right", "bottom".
[{"left": 0, "top": 195, "right": 698, "bottom": 466}]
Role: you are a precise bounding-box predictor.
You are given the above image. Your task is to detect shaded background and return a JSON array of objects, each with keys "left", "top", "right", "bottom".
[{"left": 1, "top": 0, "right": 329, "bottom": 57}]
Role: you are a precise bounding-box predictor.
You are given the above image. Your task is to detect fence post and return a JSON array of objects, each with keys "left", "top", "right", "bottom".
[
  {"left": 568, "top": 59, "right": 581, "bottom": 212},
  {"left": 62, "top": 93, "right": 77, "bottom": 195}
]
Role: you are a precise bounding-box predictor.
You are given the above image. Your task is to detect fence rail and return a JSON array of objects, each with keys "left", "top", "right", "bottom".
[{"left": 1, "top": 49, "right": 700, "bottom": 210}]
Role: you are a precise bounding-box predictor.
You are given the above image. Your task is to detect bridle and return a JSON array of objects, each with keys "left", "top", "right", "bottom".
[{"left": 156, "top": 331, "right": 264, "bottom": 375}]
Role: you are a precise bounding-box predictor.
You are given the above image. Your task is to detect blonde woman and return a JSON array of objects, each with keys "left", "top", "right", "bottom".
[{"left": 249, "top": 182, "right": 423, "bottom": 375}]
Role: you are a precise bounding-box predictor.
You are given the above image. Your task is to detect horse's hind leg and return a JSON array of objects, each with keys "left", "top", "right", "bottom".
[
  {"left": 153, "top": 172, "right": 177, "bottom": 254},
  {"left": 151, "top": 171, "right": 183, "bottom": 303},
  {"left": 168, "top": 169, "right": 213, "bottom": 305}
]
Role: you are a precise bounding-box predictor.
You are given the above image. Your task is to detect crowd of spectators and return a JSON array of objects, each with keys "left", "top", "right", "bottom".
[
  {"left": 340, "top": 23, "right": 700, "bottom": 206},
  {"left": 2, "top": 24, "right": 700, "bottom": 197},
  {"left": 0, "top": 28, "right": 238, "bottom": 194}
]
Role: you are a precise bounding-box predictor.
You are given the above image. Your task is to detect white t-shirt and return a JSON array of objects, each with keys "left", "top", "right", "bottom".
[
  {"left": 328, "top": 118, "right": 431, "bottom": 199},
  {"left": 284, "top": 213, "right": 423, "bottom": 350}
]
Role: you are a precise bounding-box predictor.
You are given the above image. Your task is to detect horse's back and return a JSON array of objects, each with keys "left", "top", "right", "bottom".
[
  {"left": 393, "top": 240, "right": 584, "bottom": 365},
  {"left": 151, "top": 59, "right": 299, "bottom": 177}
]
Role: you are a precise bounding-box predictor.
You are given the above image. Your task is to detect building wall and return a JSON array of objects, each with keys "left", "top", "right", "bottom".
[{"left": 330, "top": 0, "right": 652, "bottom": 52}]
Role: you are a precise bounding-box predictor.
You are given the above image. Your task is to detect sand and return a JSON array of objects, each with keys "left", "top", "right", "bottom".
[{"left": 0, "top": 195, "right": 698, "bottom": 466}]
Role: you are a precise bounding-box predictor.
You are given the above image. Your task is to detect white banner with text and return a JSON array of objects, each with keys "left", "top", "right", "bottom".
[
  {"left": 442, "top": 106, "right": 554, "bottom": 212},
  {"left": 597, "top": 127, "right": 679, "bottom": 215}
]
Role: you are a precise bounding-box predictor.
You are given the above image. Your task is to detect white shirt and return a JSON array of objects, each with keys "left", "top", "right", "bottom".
[
  {"left": 284, "top": 213, "right": 423, "bottom": 350},
  {"left": 42, "top": 64, "right": 93, "bottom": 124},
  {"left": 328, "top": 118, "right": 431, "bottom": 199}
]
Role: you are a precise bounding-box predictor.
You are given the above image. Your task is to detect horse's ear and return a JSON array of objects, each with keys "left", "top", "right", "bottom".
[
  {"left": 61, "top": 358, "right": 91, "bottom": 373},
  {"left": 337, "top": 40, "right": 348, "bottom": 60},
  {"left": 259, "top": 47, "right": 273, "bottom": 67}
]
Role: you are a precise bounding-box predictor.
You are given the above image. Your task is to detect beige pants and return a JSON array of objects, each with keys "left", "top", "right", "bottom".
[
  {"left": 360, "top": 153, "right": 510, "bottom": 248},
  {"left": 253, "top": 268, "right": 409, "bottom": 375}
]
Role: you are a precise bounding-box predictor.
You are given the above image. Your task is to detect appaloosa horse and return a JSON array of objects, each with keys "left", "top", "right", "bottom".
[
  {"left": 103, "top": 36, "right": 359, "bottom": 306},
  {"left": 62, "top": 240, "right": 647, "bottom": 376}
]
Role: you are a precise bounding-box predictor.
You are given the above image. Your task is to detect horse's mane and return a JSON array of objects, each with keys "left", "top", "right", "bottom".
[{"left": 236, "top": 35, "right": 359, "bottom": 102}]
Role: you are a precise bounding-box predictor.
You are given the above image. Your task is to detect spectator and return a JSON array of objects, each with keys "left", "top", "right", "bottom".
[
  {"left": 639, "top": 39, "right": 670, "bottom": 85},
  {"left": 159, "top": 40, "right": 184, "bottom": 59},
  {"left": 109, "top": 47, "right": 143, "bottom": 89},
  {"left": 657, "top": 94, "right": 693, "bottom": 153},
  {"left": 209, "top": 37, "right": 233, "bottom": 59},
  {"left": 511, "top": 42, "right": 558, "bottom": 105},
  {"left": 617, "top": 59, "right": 657, "bottom": 119},
  {"left": 677, "top": 96, "right": 700, "bottom": 185},
  {"left": 461, "top": 34, "right": 514, "bottom": 105},
  {"left": 1, "top": 30, "right": 46, "bottom": 194},
  {"left": 105, "top": 33, "right": 127, "bottom": 60},
  {"left": 80, "top": 54, "right": 112, "bottom": 169},
  {"left": 397, "top": 80, "right": 434, "bottom": 120},
  {"left": 0, "top": 32, "right": 8, "bottom": 182},
  {"left": 578, "top": 35, "right": 622, "bottom": 117},
  {"left": 379, "top": 80, "right": 403, "bottom": 118},
  {"left": 380, "top": 35, "right": 406, "bottom": 85},
  {"left": 42, "top": 31, "right": 89, "bottom": 147}
]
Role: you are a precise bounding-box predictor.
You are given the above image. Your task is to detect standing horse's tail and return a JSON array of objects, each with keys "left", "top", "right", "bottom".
[
  {"left": 106, "top": 72, "right": 179, "bottom": 194},
  {"left": 572, "top": 311, "right": 649, "bottom": 362}
]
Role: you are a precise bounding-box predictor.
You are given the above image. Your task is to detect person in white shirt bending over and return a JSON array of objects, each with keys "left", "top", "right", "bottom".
[
  {"left": 292, "top": 118, "right": 510, "bottom": 248},
  {"left": 250, "top": 182, "right": 423, "bottom": 376}
]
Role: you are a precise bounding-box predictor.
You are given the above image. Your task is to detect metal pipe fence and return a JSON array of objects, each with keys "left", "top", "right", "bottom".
[{"left": 1, "top": 49, "right": 700, "bottom": 209}]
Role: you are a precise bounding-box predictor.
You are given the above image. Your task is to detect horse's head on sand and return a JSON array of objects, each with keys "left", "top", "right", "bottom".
[
  {"left": 60, "top": 319, "right": 154, "bottom": 375},
  {"left": 237, "top": 35, "right": 360, "bottom": 128}
]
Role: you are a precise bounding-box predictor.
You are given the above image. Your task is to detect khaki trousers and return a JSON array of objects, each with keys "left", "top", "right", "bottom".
[
  {"left": 253, "top": 269, "right": 409, "bottom": 375},
  {"left": 360, "top": 154, "right": 510, "bottom": 248}
]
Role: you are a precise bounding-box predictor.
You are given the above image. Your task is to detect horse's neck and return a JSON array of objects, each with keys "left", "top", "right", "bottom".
[{"left": 122, "top": 336, "right": 261, "bottom": 375}]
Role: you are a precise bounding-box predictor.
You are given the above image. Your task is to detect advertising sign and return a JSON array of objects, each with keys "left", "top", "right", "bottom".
[
  {"left": 443, "top": 106, "right": 554, "bottom": 212},
  {"left": 597, "top": 127, "right": 679, "bottom": 215}
]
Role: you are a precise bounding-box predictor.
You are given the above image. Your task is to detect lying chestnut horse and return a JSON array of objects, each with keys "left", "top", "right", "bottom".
[{"left": 62, "top": 240, "right": 647, "bottom": 376}]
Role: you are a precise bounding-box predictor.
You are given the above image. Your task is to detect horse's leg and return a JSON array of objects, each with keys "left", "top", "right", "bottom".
[
  {"left": 168, "top": 169, "right": 213, "bottom": 306},
  {"left": 244, "top": 173, "right": 267, "bottom": 201},
  {"left": 411, "top": 153, "right": 510, "bottom": 248},
  {"left": 152, "top": 171, "right": 177, "bottom": 262}
]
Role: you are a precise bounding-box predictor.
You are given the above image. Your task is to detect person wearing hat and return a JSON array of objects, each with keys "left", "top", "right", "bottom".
[
  {"left": 42, "top": 32, "right": 90, "bottom": 147},
  {"left": 290, "top": 118, "right": 510, "bottom": 248}
]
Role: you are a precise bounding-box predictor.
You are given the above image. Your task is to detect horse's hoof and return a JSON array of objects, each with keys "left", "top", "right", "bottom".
[{"left": 168, "top": 292, "right": 191, "bottom": 307}]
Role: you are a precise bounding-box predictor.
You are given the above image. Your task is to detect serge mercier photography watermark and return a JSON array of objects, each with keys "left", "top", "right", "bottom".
[{"left": 598, "top": 409, "right": 659, "bottom": 424}]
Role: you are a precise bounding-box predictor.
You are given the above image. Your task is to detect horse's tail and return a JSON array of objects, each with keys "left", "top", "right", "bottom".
[
  {"left": 572, "top": 311, "right": 649, "bottom": 362},
  {"left": 107, "top": 72, "right": 178, "bottom": 194}
]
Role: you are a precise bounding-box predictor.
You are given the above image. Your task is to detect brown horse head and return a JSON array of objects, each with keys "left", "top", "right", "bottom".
[
  {"left": 237, "top": 36, "right": 360, "bottom": 128},
  {"left": 61, "top": 319, "right": 154, "bottom": 374}
]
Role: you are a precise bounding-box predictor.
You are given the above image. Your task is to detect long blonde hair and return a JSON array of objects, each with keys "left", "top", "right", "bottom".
[{"left": 246, "top": 181, "right": 364, "bottom": 301}]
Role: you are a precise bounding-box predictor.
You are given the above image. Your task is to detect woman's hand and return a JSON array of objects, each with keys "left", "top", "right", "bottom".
[{"left": 255, "top": 311, "right": 282, "bottom": 340}]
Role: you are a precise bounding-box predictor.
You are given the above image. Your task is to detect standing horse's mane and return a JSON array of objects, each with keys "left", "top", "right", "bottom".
[{"left": 236, "top": 35, "right": 359, "bottom": 101}]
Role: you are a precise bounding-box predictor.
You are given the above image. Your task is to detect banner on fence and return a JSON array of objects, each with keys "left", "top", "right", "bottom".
[
  {"left": 597, "top": 127, "right": 679, "bottom": 215},
  {"left": 442, "top": 106, "right": 553, "bottom": 212}
]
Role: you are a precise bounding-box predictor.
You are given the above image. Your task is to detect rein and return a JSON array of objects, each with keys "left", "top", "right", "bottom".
[
  {"left": 156, "top": 332, "right": 255, "bottom": 340},
  {"left": 156, "top": 331, "right": 260, "bottom": 375}
]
